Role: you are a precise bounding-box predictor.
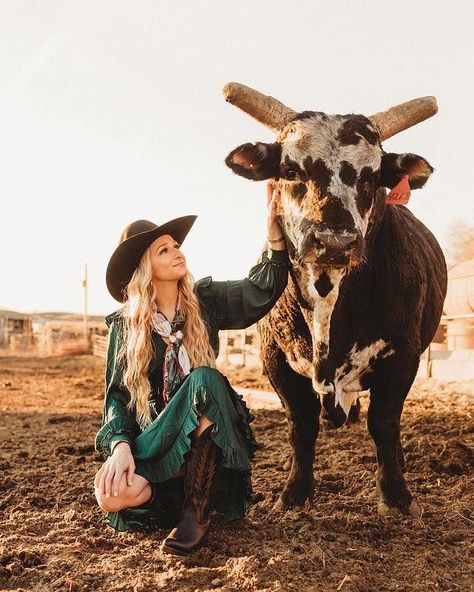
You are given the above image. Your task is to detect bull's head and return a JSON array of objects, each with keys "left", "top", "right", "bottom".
[{"left": 224, "top": 83, "right": 436, "bottom": 282}]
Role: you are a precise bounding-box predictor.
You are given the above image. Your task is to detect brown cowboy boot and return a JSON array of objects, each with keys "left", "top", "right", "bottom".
[{"left": 161, "top": 424, "right": 220, "bottom": 555}]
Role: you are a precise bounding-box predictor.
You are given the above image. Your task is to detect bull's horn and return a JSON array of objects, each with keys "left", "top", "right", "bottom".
[
  {"left": 369, "top": 96, "right": 438, "bottom": 141},
  {"left": 223, "top": 82, "right": 296, "bottom": 132}
]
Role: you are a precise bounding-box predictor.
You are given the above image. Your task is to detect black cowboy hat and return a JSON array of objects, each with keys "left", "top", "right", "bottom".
[{"left": 106, "top": 216, "right": 197, "bottom": 303}]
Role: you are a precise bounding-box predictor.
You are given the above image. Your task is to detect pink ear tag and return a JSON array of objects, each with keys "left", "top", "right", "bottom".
[{"left": 385, "top": 174, "right": 411, "bottom": 205}]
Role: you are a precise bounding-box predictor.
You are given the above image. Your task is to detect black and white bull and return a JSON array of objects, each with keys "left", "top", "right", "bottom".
[{"left": 223, "top": 83, "right": 447, "bottom": 516}]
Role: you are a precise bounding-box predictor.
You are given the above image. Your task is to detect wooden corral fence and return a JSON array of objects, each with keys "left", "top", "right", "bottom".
[
  {"left": 36, "top": 322, "right": 92, "bottom": 356},
  {"left": 216, "top": 327, "right": 261, "bottom": 368},
  {"left": 91, "top": 328, "right": 262, "bottom": 367},
  {"left": 418, "top": 312, "right": 474, "bottom": 380},
  {"left": 87, "top": 268, "right": 474, "bottom": 380},
  {"left": 92, "top": 334, "right": 108, "bottom": 358},
  {"left": 0, "top": 321, "right": 107, "bottom": 357},
  {"left": 0, "top": 310, "right": 34, "bottom": 354},
  {"left": 91, "top": 317, "right": 474, "bottom": 381},
  {"left": 0, "top": 310, "right": 33, "bottom": 347}
]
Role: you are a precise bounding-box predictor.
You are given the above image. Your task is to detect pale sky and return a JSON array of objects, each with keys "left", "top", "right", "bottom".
[{"left": 1, "top": 0, "right": 473, "bottom": 316}]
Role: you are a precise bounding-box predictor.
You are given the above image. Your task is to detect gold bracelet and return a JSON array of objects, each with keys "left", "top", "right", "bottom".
[{"left": 268, "top": 236, "right": 285, "bottom": 243}]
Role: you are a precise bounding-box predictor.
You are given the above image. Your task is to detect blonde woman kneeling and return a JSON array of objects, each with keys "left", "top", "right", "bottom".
[{"left": 93, "top": 184, "right": 288, "bottom": 555}]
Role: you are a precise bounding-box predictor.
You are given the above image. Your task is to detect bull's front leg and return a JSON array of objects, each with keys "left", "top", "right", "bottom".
[
  {"left": 367, "top": 356, "right": 421, "bottom": 517},
  {"left": 276, "top": 385, "right": 321, "bottom": 510},
  {"left": 260, "top": 332, "right": 320, "bottom": 510}
]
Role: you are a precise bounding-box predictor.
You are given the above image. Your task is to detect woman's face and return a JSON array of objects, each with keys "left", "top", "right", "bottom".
[{"left": 149, "top": 234, "right": 188, "bottom": 281}]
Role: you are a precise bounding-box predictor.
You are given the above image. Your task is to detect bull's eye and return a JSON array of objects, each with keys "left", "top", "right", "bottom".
[{"left": 281, "top": 166, "right": 297, "bottom": 180}]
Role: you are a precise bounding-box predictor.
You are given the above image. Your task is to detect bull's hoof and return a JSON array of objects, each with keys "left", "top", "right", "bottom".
[
  {"left": 272, "top": 497, "right": 292, "bottom": 513},
  {"left": 408, "top": 500, "right": 422, "bottom": 517},
  {"left": 273, "top": 480, "right": 314, "bottom": 512},
  {"left": 377, "top": 499, "right": 422, "bottom": 518},
  {"left": 272, "top": 496, "right": 312, "bottom": 513}
]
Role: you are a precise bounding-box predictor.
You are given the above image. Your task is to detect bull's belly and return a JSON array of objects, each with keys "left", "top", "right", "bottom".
[{"left": 285, "top": 339, "right": 395, "bottom": 416}]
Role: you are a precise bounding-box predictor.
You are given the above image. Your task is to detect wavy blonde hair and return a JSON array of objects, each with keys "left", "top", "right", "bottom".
[{"left": 115, "top": 245, "right": 216, "bottom": 429}]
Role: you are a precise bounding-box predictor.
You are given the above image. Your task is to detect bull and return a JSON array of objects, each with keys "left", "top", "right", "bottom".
[{"left": 224, "top": 83, "right": 447, "bottom": 516}]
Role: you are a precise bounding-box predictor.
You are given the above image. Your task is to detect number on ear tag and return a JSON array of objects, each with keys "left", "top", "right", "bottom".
[{"left": 385, "top": 174, "right": 411, "bottom": 205}]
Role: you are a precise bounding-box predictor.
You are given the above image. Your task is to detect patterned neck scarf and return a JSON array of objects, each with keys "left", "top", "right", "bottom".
[{"left": 150, "top": 300, "right": 191, "bottom": 405}]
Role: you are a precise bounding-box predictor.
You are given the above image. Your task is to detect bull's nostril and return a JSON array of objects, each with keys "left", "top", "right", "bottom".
[
  {"left": 309, "top": 230, "right": 359, "bottom": 254},
  {"left": 340, "top": 234, "right": 359, "bottom": 249}
]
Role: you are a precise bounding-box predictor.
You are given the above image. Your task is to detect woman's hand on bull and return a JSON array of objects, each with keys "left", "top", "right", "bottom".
[
  {"left": 94, "top": 441, "right": 135, "bottom": 498},
  {"left": 266, "top": 181, "right": 286, "bottom": 249}
]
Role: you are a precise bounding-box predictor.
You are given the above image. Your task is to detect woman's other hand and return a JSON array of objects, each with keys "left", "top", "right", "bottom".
[
  {"left": 266, "top": 181, "right": 286, "bottom": 250},
  {"left": 94, "top": 441, "right": 135, "bottom": 498}
]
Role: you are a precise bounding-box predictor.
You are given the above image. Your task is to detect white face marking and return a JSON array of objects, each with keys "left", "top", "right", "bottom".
[
  {"left": 277, "top": 114, "right": 382, "bottom": 244},
  {"left": 280, "top": 192, "right": 307, "bottom": 255},
  {"left": 329, "top": 157, "right": 377, "bottom": 237}
]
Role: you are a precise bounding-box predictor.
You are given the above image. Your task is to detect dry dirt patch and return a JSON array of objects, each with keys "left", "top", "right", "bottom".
[{"left": 0, "top": 355, "right": 472, "bottom": 591}]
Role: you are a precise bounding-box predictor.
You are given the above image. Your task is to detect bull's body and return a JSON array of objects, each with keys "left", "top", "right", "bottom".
[
  {"left": 259, "top": 202, "right": 446, "bottom": 514},
  {"left": 224, "top": 84, "right": 447, "bottom": 515}
]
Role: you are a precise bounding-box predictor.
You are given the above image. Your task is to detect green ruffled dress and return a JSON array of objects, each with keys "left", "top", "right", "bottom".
[{"left": 94, "top": 247, "right": 289, "bottom": 531}]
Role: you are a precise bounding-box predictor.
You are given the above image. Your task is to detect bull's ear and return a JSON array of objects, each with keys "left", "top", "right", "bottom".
[
  {"left": 380, "top": 152, "right": 434, "bottom": 189},
  {"left": 225, "top": 142, "right": 281, "bottom": 181}
]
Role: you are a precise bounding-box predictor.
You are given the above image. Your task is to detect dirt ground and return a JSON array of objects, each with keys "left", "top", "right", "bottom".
[{"left": 0, "top": 355, "right": 472, "bottom": 592}]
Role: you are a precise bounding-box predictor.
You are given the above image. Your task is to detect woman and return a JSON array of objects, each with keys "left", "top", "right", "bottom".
[{"left": 93, "top": 183, "right": 288, "bottom": 556}]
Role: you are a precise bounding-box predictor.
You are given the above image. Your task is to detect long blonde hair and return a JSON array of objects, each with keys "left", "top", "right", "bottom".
[{"left": 115, "top": 246, "right": 216, "bottom": 429}]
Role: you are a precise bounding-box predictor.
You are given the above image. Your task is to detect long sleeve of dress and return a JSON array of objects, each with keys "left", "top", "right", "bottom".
[
  {"left": 194, "top": 247, "right": 289, "bottom": 331},
  {"left": 94, "top": 315, "right": 141, "bottom": 458}
]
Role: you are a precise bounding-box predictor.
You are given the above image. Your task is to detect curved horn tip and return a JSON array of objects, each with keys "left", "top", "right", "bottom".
[
  {"left": 370, "top": 95, "right": 439, "bottom": 141},
  {"left": 222, "top": 82, "right": 245, "bottom": 102},
  {"left": 414, "top": 95, "right": 438, "bottom": 115},
  {"left": 222, "top": 82, "right": 235, "bottom": 101},
  {"left": 427, "top": 96, "right": 438, "bottom": 114}
]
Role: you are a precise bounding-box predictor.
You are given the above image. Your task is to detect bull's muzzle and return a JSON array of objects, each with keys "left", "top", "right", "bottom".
[{"left": 301, "top": 228, "right": 362, "bottom": 267}]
